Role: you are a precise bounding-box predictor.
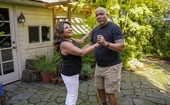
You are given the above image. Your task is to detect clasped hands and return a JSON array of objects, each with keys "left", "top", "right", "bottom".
[{"left": 97, "top": 35, "right": 108, "bottom": 47}]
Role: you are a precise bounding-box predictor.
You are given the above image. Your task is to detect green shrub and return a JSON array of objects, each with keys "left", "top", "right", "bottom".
[
  {"left": 34, "top": 57, "right": 56, "bottom": 74},
  {"left": 80, "top": 63, "right": 94, "bottom": 78},
  {"left": 73, "top": 34, "right": 96, "bottom": 66}
]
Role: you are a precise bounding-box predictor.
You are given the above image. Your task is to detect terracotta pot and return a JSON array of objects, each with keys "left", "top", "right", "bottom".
[
  {"left": 57, "top": 77, "right": 63, "bottom": 84},
  {"left": 50, "top": 76, "right": 58, "bottom": 84},
  {"left": 0, "top": 95, "right": 6, "bottom": 105},
  {"left": 41, "top": 72, "right": 52, "bottom": 83}
]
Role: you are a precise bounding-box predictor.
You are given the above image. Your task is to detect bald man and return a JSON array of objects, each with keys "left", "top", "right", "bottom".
[{"left": 84, "top": 7, "right": 125, "bottom": 105}]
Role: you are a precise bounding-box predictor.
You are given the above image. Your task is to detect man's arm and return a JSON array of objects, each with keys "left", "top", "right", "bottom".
[
  {"left": 97, "top": 35, "right": 125, "bottom": 52},
  {"left": 106, "top": 39, "right": 125, "bottom": 52}
]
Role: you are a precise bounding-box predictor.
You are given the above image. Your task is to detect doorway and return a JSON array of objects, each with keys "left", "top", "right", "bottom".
[{"left": 0, "top": 6, "right": 19, "bottom": 85}]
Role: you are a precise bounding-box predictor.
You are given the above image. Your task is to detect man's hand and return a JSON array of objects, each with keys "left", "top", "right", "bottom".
[{"left": 97, "top": 35, "right": 108, "bottom": 46}]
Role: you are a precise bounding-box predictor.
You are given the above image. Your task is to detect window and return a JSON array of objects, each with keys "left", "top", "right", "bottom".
[{"left": 28, "top": 26, "right": 50, "bottom": 43}]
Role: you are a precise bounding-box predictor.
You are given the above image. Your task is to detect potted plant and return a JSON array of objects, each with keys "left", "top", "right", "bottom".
[
  {"left": 54, "top": 51, "right": 63, "bottom": 84},
  {"left": 34, "top": 57, "right": 56, "bottom": 83},
  {"left": 80, "top": 63, "right": 94, "bottom": 80},
  {"left": 50, "top": 63, "right": 58, "bottom": 84}
]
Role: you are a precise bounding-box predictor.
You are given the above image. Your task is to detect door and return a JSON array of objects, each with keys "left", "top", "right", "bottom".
[{"left": 0, "top": 6, "right": 19, "bottom": 84}]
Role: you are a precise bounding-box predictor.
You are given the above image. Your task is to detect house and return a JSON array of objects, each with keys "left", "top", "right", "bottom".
[{"left": 0, "top": 0, "right": 71, "bottom": 85}]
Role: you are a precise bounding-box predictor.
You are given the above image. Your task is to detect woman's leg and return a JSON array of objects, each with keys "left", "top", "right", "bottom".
[{"left": 61, "top": 74, "right": 79, "bottom": 105}]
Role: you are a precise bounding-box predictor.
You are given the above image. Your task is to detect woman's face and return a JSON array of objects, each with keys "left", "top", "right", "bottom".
[{"left": 63, "top": 23, "right": 72, "bottom": 37}]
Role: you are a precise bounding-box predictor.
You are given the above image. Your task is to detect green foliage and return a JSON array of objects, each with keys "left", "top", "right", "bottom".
[
  {"left": 85, "top": 12, "right": 98, "bottom": 29},
  {"left": 80, "top": 63, "right": 94, "bottom": 78},
  {"left": 54, "top": 51, "right": 62, "bottom": 64},
  {"left": 73, "top": 34, "right": 96, "bottom": 65},
  {"left": 80, "top": 0, "right": 170, "bottom": 69},
  {"left": 34, "top": 57, "right": 56, "bottom": 74},
  {"left": 0, "top": 31, "right": 5, "bottom": 36},
  {"left": 53, "top": 51, "right": 62, "bottom": 76}
]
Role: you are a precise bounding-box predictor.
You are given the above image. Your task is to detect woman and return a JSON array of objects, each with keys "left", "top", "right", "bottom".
[{"left": 53, "top": 21, "right": 99, "bottom": 105}]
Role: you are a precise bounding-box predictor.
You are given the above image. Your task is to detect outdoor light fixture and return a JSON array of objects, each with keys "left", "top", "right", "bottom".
[{"left": 18, "top": 11, "right": 25, "bottom": 23}]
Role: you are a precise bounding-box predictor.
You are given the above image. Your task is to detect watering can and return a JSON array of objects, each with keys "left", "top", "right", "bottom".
[{"left": 0, "top": 82, "right": 4, "bottom": 96}]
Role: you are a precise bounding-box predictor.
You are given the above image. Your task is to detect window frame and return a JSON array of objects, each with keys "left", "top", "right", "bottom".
[{"left": 28, "top": 25, "right": 51, "bottom": 44}]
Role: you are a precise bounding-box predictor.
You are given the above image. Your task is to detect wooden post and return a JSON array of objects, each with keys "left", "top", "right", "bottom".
[
  {"left": 53, "top": 7, "right": 57, "bottom": 34},
  {"left": 67, "top": 6, "right": 72, "bottom": 23}
]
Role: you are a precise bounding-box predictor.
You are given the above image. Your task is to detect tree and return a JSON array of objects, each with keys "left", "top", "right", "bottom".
[{"left": 78, "top": 0, "right": 170, "bottom": 69}]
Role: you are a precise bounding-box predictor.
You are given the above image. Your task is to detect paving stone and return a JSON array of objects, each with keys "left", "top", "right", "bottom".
[
  {"left": 87, "top": 91, "right": 97, "bottom": 96},
  {"left": 11, "top": 93, "right": 32, "bottom": 100},
  {"left": 79, "top": 84, "right": 88, "bottom": 93},
  {"left": 138, "top": 96, "right": 166, "bottom": 104},
  {"left": 13, "top": 100, "right": 28, "bottom": 105},
  {"left": 58, "top": 92, "right": 66, "bottom": 98},
  {"left": 133, "top": 98, "right": 156, "bottom": 105},
  {"left": 56, "top": 97, "right": 65, "bottom": 103},
  {"left": 4, "top": 84, "right": 18, "bottom": 92},
  {"left": 165, "top": 96, "right": 170, "bottom": 105},
  {"left": 117, "top": 97, "right": 133, "bottom": 105},
  {"left": 6, "top": 99, "right": 20, "bottom": 104},
  {"left": 116, "top": 92, "right": 124, "bottom": 98},
  {"left": 89, "top": 95, "right": 98, "bottom": 102},
  {"left": 141, "top": 85, "right": 152, "bottom": 89},
  {"left": 153, "top": 92, "right": 168, "bottom": 99},
  {"left": 130, "top": 75, "right": 139, "bottom": 81},
  {"left": 42, "top": 92, "right": 53, "bottom": 101},
  {"left": 122, "top": 76, "right": 131, "bottom": 82},
  {"left": 50, "top": 91, "right": 60, "bottom": 100},
  {"left": 3, "top": 67, "right": 170, "bottom": 105},
  {"left": 77, "top": 99, "right": 84, "bottom": 104},
  {"left": 88, "top": 85, "right": 96, "bottom": 91},
  {"left": 121, "top": 82, "right": 134, "bottom": 89},
  {"left": 135, "top": 92, "right": 145, "bottom": 96},
  {"left": 5, "top": 91, "right": 16, "bottom": 98},
  {"left": 135, "top": 88, "right": 142, "bottom": 92},
  {"left": 78, "top": 93, "right": 88, "bottom": 101},
  {"left": 29, "top": 94, "right": 41, "bottom": 103},
  {"left": 46, "top": 101, "right": 58, "bottom": 105},
  {"left": 132, "top": 82, "right": 141, "bottom": 88},
  {"left": 121, "top": 90, "right": 135, "bottom": 95},
  {"left": 36, "top": 102, "right": 47, "bottom": 105}
]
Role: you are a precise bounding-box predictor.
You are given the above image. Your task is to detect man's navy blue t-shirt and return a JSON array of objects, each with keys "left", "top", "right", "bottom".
[{"left": 90, "top": 22, "right": 124, "bottom": 67}]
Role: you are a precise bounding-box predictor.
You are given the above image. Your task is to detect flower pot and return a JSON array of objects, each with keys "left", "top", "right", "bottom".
[
  {"left": 41, "top": 72, "right": 52, "bottom": 83},
  {"left": 57, "top": 77, "right": 63, "bottom": 84},
  {"left": 50, "top": 76, "right": 58, "bottom": 84}
]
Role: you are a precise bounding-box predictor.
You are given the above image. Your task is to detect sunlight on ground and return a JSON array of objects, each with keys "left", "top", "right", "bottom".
[{"left": 131, "top": 59, "right": 170, "bottom": 95}]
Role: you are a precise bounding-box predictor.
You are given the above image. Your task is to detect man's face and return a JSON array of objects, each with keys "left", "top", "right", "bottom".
[{"left": 95, "top": 9, "right": 108, "bottom": 26}]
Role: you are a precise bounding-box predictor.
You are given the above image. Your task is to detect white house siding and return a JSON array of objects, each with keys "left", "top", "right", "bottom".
[{"left": 16, "top": 5, "right": 53, "bottom": 72}]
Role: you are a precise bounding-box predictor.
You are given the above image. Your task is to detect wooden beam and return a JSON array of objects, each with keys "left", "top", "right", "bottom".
[{"left": 45, "top": 0, "right": 70, "bottom": 7}]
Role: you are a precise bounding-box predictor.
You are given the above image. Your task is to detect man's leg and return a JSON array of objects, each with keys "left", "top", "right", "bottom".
[
  {"left": 104, "top": 63, "right": 122, "bottom": 105},
  {"left": 97, "top": 89, "right": 107, "bottom": 105},
  {"left": 107, "top": 93, "right": 117, "bottom": 105},
  {"left": 95, "top": 65, "right": 107, "bottom": 105}
]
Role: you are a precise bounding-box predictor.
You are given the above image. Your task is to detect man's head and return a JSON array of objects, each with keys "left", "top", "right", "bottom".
[{"left": 95, "top": 7, "right": 108, "bottom": 27}]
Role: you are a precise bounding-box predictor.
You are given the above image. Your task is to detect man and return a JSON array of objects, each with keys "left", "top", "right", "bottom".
[{"left": 85, "top": 7, "right": 125, "bottom": 105}]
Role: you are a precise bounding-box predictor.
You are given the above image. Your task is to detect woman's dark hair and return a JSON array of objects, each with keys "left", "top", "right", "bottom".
[{"left": 53, "top": 21, "right": 71, "bottom": 51}]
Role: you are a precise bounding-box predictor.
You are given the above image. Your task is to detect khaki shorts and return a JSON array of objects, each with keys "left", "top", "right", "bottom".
[{"left": 94, "top": 63, "right": 122, "bottom": 94}]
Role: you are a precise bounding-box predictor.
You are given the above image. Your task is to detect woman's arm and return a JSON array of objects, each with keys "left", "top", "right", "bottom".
[
  {"left": 72, "top": 32, "right": 91, "bottom": 45},
  {"left": 60, "top": 41, "right": 99, "bottom": 57}
]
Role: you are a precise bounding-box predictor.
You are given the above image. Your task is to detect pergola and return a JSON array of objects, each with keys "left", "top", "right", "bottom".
[{"left": 40, "top": 0, "right": 95, "bottom": 32}]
